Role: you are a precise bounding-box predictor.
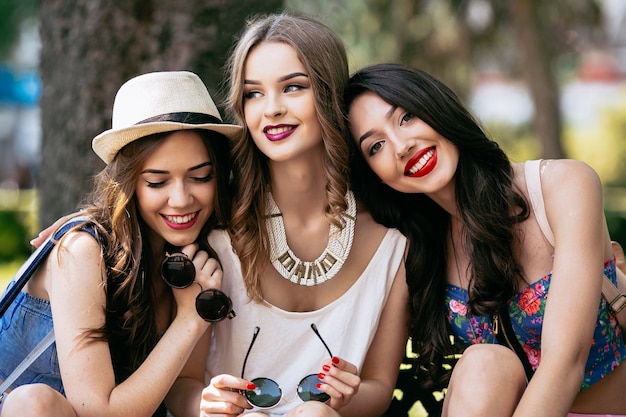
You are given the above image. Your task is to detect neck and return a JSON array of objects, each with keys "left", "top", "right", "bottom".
[
  {"left": 426, "top": 178, "right": 458, "bottom": 216},
  {"left": 269, "top": 164, "right": 327, "bottom": 221},
  {"left": 268, "top": 146, "right": 326, "bottom": 192}
]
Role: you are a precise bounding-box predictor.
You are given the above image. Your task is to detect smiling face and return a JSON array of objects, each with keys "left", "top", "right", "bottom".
[
  {"left": 348, "top": 91, "right": 459, "bottom": 197},
  {"left": 242, "top": 41, "right": 323, "bottom": 163},
  {"left": 135, "top": 130, "right": 216, "bottom": 248}
]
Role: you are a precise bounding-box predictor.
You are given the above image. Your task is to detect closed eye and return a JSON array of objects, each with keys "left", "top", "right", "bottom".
[
  {"left": 192, "top": 173, "right": 214, "bottom": 183},
  {"left": 189, "top": 161, "right": 214, "bottom": 183},
  {"left": 146, "top": 180, "right": 166, "bottom": 188}
]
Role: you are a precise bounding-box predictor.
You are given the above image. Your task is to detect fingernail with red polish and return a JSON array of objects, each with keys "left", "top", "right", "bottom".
[
  {"left": 316, "top": 383, "right": 322, "bottom": 389},
  {"left": 322, "top": 364, "right": 331, "bottom": 372},
  {"left": 246, "top": 383, "right": 256, "bottom": 390},
  {"left": 332, "top": 356, "right": 340, "bottom": 365},
  {"left": 318, "top": 373, "right": 325, "bottom": 380}
]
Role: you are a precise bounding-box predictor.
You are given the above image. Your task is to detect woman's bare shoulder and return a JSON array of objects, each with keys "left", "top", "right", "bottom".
[{"left": 513, "top": 159, "right": 600, "bottom": 198}]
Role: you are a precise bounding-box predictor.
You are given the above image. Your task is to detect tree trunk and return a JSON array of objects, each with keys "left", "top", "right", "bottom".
[
  {"left": 38, "top": 0, "right": 282, "bottom": 227},
  {"left": 509, "top": 0, "right": 565, "bottom": 159}
]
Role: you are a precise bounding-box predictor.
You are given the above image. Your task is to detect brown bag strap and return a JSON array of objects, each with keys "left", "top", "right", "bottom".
[
  {"left": 603, "top": 275, "right": 626, "bottom": 317},
  {"left": 607, "top": 241, "right": 626, "bottom": 324}
]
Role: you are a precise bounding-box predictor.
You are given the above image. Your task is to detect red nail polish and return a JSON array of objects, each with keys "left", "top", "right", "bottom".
[
  {"left": 246, "top": 383, "right": 256, "bottom": 390},
  {"left": 318, "top": 373, "right": 325, "bottom": 380},
  {"left": 316, "top": 383, "right": 322, "bottom": 389},
  {"left": 331, "top": 356, "right": 340, "bottom": 365},
  {"left": 322, "top": 364, "right": 331, "bottom": 372}
]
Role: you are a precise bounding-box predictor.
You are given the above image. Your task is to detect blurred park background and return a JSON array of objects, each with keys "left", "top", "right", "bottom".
[{"left": 1, "top": 0, "right": 626, "bottom": 288}]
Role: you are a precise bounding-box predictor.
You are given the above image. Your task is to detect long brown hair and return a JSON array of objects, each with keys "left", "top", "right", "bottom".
[
  {"left": 225, "top": 12, "right": 350, "bottom": 302},
  {"left": 73, "top": 129, "right": 231, "bottom": 382}
]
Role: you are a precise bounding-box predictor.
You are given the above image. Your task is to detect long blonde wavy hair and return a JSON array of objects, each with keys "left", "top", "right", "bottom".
[{"left": 225, "top": 13, "right": 351, "bottom": 302}]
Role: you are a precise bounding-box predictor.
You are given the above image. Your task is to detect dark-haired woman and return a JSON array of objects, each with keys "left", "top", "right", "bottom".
[{"left": 344, "top": 62, "right": 626, "bottom": 417}]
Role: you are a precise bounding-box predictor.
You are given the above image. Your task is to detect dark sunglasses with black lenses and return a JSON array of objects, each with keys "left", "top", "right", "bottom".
[
  {"left": 161, "top": 252, "right": 236, "bottom": 322},
  {"left": 241, "top": 324, "right": 333, "bottom": 408},
  {"left": 161, "top": 253, "right": 196, "bottom": 288}
]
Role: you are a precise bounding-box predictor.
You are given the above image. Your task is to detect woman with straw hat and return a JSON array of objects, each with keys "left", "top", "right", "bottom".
[{"left": 0, "top": 71, "right": 240, "bottom": 417}]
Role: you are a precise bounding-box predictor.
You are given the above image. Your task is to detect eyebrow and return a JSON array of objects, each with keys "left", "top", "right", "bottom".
[
  {"left": 244, "top": 72, "right": 309, "bottom": 85},
  {"left": 141, "top": 161, "right": 213, "bottom": 175},
  {"left": 357, "top": 104, "right": 397, "bottom": 145}
]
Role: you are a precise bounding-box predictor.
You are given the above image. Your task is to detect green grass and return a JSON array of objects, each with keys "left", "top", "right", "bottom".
[
  {"left": 0, "top": 188, "right": 38, "bottom": 292},
  {"left": 0, "top": 259, "right": 25, "bottom": 292}
]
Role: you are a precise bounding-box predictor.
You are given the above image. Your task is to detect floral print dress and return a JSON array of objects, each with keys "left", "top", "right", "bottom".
[{"left": 446, "top": 257, "right": 626, "bottom": 389}]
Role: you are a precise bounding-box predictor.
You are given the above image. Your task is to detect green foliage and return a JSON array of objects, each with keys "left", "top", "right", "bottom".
[
  {"left": 0, "top": 0, "right": 37, "bottom": 59},
  {"left": 563, "top": 101, "right": 626, "bottom": 186},
  {"left": 0, "top": 189, "right": 38, "bottom": 290},
  {"left": 0, "top": 189, "right": 38, "bottom": 262},
  {"left": 0, "top": 209, "right": 31, "bottom": 262},
  {"left": 0, "top": 259, "right": 24, "bottom": 292}
]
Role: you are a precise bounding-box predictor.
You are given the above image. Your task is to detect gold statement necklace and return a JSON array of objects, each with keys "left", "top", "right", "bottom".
[{"left": 266, "top": 191, "right": 357, "bottom": 286}]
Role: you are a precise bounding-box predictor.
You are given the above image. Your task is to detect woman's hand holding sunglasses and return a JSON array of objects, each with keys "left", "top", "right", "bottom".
[
  {"left": 200, "top": 374, "right": 255, "bottom": 416},
  {"left": 315, "top": 356, "right": 361, "bottom": 411},
  {"left": 161, "top": 244, "right": 235, "bottom": 323}
]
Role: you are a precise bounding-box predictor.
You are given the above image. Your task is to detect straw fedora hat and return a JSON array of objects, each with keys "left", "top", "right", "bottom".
[{"left": 92, "top": 71, "right": 241, "bottom": 164}]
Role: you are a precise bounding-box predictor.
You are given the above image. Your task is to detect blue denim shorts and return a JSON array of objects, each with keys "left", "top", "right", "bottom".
[{"left": 0, "top": 282, "right": 63, "bottom": 394}]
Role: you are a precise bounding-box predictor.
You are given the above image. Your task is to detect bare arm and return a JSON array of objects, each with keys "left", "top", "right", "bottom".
[
  {"left": 165, "top": 324, "right": 211, "bottom": 417},
  {"left": 48, "top": 232, "right": 214, "bottom": 417},
  {"left": 514, "top": 160, "right": 611, "bottom": 417}
]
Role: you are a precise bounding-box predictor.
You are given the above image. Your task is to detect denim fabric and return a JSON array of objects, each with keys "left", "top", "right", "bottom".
[{"left": 0, "top": 282, "right": 63, "bottom": 394}]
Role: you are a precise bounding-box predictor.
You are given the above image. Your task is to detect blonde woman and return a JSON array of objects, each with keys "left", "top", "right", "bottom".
[{"left": 167, "top": 13, "right": 409, "bottom": 417}]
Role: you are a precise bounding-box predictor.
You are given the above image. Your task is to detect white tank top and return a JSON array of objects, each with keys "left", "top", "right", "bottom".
[{"left": 206, "top": 228, "right": 406, "bottom": 415}]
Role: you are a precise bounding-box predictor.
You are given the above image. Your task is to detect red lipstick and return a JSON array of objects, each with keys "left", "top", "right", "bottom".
[{"left": 405, "top": 146, "right": 437, "bottom": 178}]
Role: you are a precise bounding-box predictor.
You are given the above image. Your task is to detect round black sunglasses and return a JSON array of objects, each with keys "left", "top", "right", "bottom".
[
  {"left": 161, "top": 252, "right": 236, "bottom": 322},
  {"left": 241, "top": 324, "right": 333, "bottom": 408}
]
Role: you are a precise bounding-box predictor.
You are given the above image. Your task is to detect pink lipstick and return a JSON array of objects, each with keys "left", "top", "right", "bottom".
[
  {"left": 162, "top": 211, "right": 200, "bottom": 230},
  {"left": 264, "top": 124, "right": 295, "bottom": 142}
]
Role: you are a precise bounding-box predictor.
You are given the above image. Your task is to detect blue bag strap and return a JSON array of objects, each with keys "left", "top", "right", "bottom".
[{"left": 0, "top": 217, "right": 95, "bottom": 318}]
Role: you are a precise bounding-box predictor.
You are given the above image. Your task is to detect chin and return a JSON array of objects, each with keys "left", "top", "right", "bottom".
[{"left": 165, "top": 234, "right": 200, "bottom": 248}]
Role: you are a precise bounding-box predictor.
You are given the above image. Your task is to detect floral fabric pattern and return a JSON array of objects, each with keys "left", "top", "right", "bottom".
[{"left": 446, "top": 258, "right": 626, "bottom": 390}]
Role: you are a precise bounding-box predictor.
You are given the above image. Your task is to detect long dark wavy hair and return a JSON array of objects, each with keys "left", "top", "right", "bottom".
[
  {"left": 344, "top": 63, "right": 529, "bottom": 387},
  {"left": 67, "top": 129, "right": 231, "bottom": 383}
]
